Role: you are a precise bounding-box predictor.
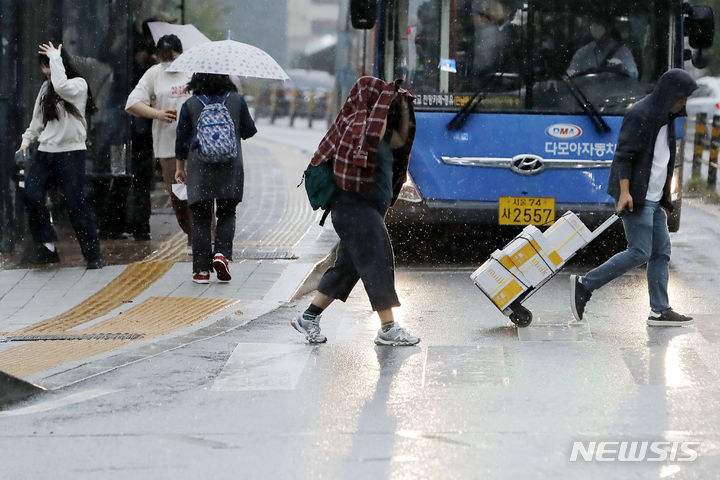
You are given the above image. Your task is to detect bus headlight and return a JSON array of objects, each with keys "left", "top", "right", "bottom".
[{"left": 397, "top": 174, "right": 422, "bottom": 203}]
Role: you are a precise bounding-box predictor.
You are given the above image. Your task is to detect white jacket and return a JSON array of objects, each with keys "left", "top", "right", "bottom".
[
  {"left": 21, "top": 50, "right": 88, "bottom": 153},
  {"left": 125, "top": 62, "right": 192, "bottom": 158}
]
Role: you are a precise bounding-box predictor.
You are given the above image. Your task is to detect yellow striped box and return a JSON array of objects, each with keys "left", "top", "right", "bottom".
[
  {"left": 471, "top": 250, "right": 529, "bottom": 310},
  {"left": 542, "top": 211, "right": 593, "bottom": 266},
  {"left": 503, "top": 225, "right": 557, "bottom": 287}
]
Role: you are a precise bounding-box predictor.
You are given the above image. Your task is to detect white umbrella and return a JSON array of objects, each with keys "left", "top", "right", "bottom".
[
  {"left": 166, "top": 40, "right": 289, "bottom": 80},
  {"left": 146, "top": 22, "right": 211, "bottom": 51}
]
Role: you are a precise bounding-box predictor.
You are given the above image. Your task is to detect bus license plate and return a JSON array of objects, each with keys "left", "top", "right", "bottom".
[{"left": 498, "top": 197, "right": 555, "bottom": 226}]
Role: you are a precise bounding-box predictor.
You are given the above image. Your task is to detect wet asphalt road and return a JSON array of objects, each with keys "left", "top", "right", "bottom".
[{"left": 1, "top": 198, "right": 719, "bottom": 479}]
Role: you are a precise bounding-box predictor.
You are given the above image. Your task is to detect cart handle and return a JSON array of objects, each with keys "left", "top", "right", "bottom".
[{"left": 588, "top": 211, "right": 627, "bottom": 241}]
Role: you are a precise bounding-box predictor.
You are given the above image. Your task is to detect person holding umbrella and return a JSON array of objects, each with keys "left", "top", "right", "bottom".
[
  {"left": 125, "top": 34, "right": 193, "bottom": 243},
  {"left": 174, "top": 73, "right": 257, "bottom": 283},
  {"left": 163, "top": 39, "right": 286, "bottom": 281}
]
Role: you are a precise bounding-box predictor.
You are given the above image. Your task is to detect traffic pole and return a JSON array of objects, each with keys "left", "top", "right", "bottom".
[
  {"left": 325, "top": 90, "right": 335, "bottom": 128},
  {"left": 289, "top": 90, "right": 298, "bottom": 127},
  {"left": 307, "top": 91, "right": 316, "bottom": 129},
  {"left": 709, "top": 114, "right": 720, "bottom": 188},
  {"left": 692, "top": 112, "right": 707, "bottom": 180},
  {"left": 269, "top": 89, "right": 278, "bottom": 124}
]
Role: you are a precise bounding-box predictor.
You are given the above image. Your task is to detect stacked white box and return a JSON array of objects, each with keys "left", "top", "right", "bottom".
[
  {"left": 472, "top": 213, "right": 597, "bottom": 311},
  {"left": 520, "top": 225, "right": 560, "bottom": 270},
  {"left": 542, "top": 211, "right": 593, "bottom": 266},
  {"left": 503, "top": 225, "right": 557, "bottom": 287},
  {"left": 471, "top": 249, "right": 529, "bottom": 310}
]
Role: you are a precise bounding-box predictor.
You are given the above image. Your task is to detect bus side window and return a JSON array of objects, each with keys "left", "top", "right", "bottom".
[
  {"left": 470, "top": 0, "right": 521, "bottom": 76},
  {"left": 413, "top": 0, "right": 442, "bottom": 90}
]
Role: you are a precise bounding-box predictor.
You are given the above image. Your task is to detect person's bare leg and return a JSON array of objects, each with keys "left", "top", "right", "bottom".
[
  {"left": 311, "top": 292, "right": 334, "bottom": 310},
  {"left": 377, "top": 308, "right": 394, "bottom": 326},
  {"left": 161, "top": 157, "right": 192, "bottom": 236}
]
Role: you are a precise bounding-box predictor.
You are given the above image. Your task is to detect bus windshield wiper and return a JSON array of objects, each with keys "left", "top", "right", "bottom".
[
  {"left": 446, "top": 71, "right": 504, "bottom": 131},
  {"left": 561, "top": 74, "right": 611, "bottom": 134}
]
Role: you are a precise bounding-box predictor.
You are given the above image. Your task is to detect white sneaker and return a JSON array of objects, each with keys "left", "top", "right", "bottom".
[
  {"left": 374, "top": 323, "right": 420, "bottom": 346},
  {"left": 291, "top": 313, "right": 327, "bottom": 344}
]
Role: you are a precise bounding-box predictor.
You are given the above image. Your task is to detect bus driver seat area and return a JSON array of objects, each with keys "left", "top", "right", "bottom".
[{"left": 566, "top": 13, "right": 639, "bottom": 79}]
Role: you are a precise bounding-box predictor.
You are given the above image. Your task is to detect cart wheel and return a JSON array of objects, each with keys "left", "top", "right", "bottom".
[{"left": 509, "top": 305, "right": 533, "bottom": 327}]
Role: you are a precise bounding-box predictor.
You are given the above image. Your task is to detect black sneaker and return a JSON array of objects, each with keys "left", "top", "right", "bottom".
[
  {"left": 86, "top": 257, "right": 105, "bottom": 270},
  {"left": 647, "top": 309, "right": 693, "bottom": 327},
  {"left": 100, "top": 231, "right": 128, "bottom": 240},
  {"left": 570, "top": 274, "right": 592, "bottom": 322},
  {"left": 24, "top": 244, "right": 60, "bottom": 265}
]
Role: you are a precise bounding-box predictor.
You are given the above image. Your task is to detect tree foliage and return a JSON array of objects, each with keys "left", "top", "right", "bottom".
[{"left": 186, "top": 0, "right": 231, "bottom": 41}]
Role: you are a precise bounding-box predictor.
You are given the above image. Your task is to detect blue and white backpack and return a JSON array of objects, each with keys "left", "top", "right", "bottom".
[{"left": 195, "top": 93, "right": 238, "bottom": 163}]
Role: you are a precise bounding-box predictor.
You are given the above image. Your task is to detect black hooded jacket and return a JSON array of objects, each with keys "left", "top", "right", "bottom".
[{"left": 607, "top": 69, "right": 698, "bottom": 212}]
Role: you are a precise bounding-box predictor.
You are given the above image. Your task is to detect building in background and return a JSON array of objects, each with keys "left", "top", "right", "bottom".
[
  {"left": 287, "top": 0, "right": 340, "bottom": 70},
  {"left": 217, "top": 0, "right": 338, "bottom": 72},
  {"left": 216, "top": 0, "right": 288, "bottom": 67}
]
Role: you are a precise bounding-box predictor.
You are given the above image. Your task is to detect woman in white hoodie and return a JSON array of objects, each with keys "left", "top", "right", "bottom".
[{"left": 17, "top": 42, "right": 103, "bottom": 269}]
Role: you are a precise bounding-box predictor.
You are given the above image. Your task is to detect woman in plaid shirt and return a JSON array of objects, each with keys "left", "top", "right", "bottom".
[{"left": 292, "top": 77, "right": 421, "bottom": 346}]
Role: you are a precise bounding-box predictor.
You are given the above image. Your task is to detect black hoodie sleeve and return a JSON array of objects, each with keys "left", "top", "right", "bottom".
[
  {"left": 175, "top": 102, "right": 193, "bottom": 160},
  {"left": 612, "top": 109, "right": 652, "bottom": 180}
]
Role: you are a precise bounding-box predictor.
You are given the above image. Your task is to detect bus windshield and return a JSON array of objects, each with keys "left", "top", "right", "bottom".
[{"left": 396, "top": 0, "right": 672, "bottom": 114}]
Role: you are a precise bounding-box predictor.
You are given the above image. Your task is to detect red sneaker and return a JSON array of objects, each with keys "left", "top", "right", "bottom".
[
  {"left": 192, "top": 271, "right": 210, "bottom": 284},
  {"left": 212, "top": 253, "right": 231, "bottom": 282}
]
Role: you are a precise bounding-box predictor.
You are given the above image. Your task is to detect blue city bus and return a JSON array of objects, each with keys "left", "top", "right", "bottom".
[{"left": 342, "top": 0, "right": 714, "bottom": 233}]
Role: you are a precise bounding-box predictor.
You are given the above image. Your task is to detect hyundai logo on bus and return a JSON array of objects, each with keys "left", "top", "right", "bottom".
[
  {"left": 546, "top": 123, "right": 583, "bottom": 139},
  {"left": 510, "top": 154, "right": 545, "bottom": 175}
]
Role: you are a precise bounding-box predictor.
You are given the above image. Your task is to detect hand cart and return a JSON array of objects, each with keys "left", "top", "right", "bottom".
[{"left": 474, "top": 213, "right": 621, "bottom": 327}]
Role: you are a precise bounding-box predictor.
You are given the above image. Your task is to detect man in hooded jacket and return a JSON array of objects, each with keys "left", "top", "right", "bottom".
[{"left": 570, "top": 68, "right": 697, "bottom": 326}]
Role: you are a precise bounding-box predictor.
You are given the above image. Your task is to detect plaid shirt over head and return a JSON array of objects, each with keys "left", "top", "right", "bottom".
[{"left": 311, "top": 76, "right": 415, "bottom": 194}]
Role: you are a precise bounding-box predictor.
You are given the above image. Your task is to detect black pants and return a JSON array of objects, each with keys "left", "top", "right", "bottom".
[
  {"left": 189, "top": 198, "right": 238, "bottom": 272},
  {"left": 128, "top": 133, "right": 154, "bottom": 237},
  {"left": 317, "top": 202, "right": 400, "bottom": 311},
  {"left": 24, "top": 150, "right": 101, "bottom": 262},
  {"left": 96, "top": 176, "right": 131, "bottom": 237}
]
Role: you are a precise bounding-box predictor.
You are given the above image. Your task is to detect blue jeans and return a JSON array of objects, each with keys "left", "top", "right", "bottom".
[
  {"left": 582, "top": 201, "right": 671, "bottom": 312},
  {"left": 24, "top": 150, "right": 101, "bottom": 262}
]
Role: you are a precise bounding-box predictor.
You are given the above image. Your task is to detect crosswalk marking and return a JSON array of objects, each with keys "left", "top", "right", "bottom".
[
  {"left": 212, "top": 334, "right": 712, "bottom": 393},
  {"left": 211, "top": 343, "right": 312, "bottom": 391},
  {"left": 621, "top": 345, "right": 715, "bottom": 386},
  {"left": 422, "top": 345, "right": 507, "bottom": 388},
  {"left": 516, "top": 310, "right": 592, "bottom": 342},
  {"left": 0, "top": 389, "right": 118, "bottom": 417}
]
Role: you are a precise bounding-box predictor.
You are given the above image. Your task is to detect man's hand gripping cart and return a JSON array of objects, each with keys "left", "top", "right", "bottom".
[{"left": 471, "top": 211, "right": 620, "bottom": 327}]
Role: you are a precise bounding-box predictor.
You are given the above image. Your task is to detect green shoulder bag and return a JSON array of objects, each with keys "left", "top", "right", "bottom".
[{"left": 301, "top": 160, "right": 337, "bottom": 225}]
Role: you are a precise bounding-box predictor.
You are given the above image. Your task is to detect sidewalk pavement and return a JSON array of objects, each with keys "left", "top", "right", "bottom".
[{"left": 0, "top": 118, "right": 336, "bottom": 397}]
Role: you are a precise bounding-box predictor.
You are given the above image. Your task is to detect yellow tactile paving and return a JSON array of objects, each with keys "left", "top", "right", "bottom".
[
  {"left": 17, "top": 261, "right": 174, "bottom": 335},
  {"left": 1, "top": 208, "right": 264, "bottom": 381},
  {"left": 80, "top": 296, "right": 237, "bottom": 336},
  {"left": 0, "top": 297, "right": 237, "bottom": 378},
  {"left": 0, "top": 339, "right": 134, "bottom": 379},
  {"left": 144, "top": 231, "right": 190, "bottom": 262}
]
